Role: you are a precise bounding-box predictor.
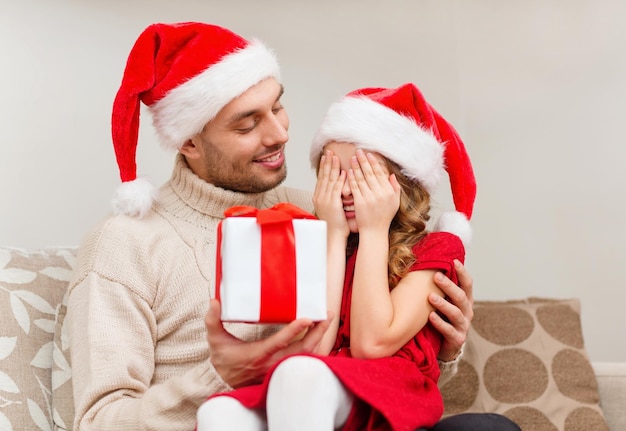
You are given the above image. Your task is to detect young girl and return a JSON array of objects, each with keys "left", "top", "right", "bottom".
[{"left": 197, "top": 83, "right": 476, "bottom": 431}]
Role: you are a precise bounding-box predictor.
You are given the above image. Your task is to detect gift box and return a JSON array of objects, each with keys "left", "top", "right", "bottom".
[{"left": 216, "top": 203, "right": 327, "bottom": 323}]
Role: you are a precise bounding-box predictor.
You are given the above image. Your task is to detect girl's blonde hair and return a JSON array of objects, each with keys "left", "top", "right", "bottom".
[{"left": 347, "top": 157, "right": 431, "bottom": 288}]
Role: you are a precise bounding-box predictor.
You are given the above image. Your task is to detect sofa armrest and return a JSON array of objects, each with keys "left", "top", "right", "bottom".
[
  {"left": 593, "top": 362, "right": 626, "bottom": 431},
  {"left": 0, "top": 247, "right": 75, "bottom": 430}
]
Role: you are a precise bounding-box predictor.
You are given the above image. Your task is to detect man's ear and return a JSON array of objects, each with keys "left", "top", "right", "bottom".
[{"left": 179, "top": 137, "right": 202, "bottom": 160}]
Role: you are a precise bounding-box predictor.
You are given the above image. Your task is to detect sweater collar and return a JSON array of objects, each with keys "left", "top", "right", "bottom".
[{"left": 158, "top": 154, "right": 268, "bottom": 221}]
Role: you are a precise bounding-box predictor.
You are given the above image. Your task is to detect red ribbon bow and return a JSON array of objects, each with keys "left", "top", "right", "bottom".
[{"left": 224, "top": 202, "right": 317, "bottom": 224}]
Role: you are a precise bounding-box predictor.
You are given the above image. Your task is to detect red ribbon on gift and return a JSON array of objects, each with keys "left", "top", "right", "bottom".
[{"left": 216, "top": 203, "right": 317, "bottom": 322}]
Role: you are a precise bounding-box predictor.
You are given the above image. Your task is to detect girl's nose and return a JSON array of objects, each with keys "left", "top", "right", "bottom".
[{"left": 341, "top": 174, "right": 352, "bottom": 197}]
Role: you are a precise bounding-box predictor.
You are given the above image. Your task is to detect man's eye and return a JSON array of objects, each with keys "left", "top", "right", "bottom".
[
  {"left": 272, "top": 105, "right": 284, "bottom": 114},
  {"left": 236, "top": 121, "right": 257, "bottom": 133}
]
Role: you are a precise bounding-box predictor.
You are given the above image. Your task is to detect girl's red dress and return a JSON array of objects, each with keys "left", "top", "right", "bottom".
[{"left": 216, "top": 232, "right": 464, "bottom": 431}]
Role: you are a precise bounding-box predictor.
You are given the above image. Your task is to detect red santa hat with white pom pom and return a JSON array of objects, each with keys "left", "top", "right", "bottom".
[
  {"left": 310, "top": 83, "right": 476, "bottom": 245},
  {"left": 111, "top": 22, "right": 280, "bottom": 217}
]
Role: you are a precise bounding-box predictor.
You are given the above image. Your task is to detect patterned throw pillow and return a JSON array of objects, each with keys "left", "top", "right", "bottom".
[
  {"left": 0, "top": 248, "right": 75, "bottom": 431},
  {"left": 441, "top": 297, "right": 609, "bottom": 431}
]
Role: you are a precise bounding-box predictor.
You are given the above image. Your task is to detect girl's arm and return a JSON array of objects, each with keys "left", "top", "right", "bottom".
[
  {"left": 317, "top": 231, "right": 347, "bottom": 354},
  {"left": 351, "top": 253, "right": 443, "bottom": 359},
  {"left": 312, "top": 150, "right": 349, "bottom": 354}
]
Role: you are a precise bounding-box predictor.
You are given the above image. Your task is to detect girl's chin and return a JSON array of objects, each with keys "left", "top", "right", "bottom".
[{"left": 347, "top": 220, "right": 359, "bottom": 233}]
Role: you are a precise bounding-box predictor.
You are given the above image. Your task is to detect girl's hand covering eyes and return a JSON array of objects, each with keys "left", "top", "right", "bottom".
[
  {"left": 313, "top": 150, "right": 350, "bottom": 238},
  {"left": 348, "top": 149, "right": 401, "bottom": 233}
]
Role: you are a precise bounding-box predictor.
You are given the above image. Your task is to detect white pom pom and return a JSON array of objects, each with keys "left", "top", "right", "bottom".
[
  {"left": 111, "top": 177, "right": 156, "bottom": 218},
  {"left": 435, "top": 211, "right": 472, "bottom": 246}
]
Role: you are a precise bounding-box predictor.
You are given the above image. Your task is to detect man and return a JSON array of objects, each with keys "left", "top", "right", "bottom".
[{"left": 66, "top": 22, "right": 518, "bottom": 430}]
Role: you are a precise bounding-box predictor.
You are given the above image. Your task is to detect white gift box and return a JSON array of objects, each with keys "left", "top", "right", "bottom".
[{"left": 216, "top": 204, "right": 327, "bottom": 323}]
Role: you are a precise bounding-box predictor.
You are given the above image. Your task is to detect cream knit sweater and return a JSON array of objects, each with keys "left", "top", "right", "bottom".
[{"left": 67, "top": 155, "right": 314, "bottom": 430}]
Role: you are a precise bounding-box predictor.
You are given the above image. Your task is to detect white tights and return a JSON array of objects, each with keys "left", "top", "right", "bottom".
[{"left": 197, "top": 356, "right": 354, "bottom": 431}]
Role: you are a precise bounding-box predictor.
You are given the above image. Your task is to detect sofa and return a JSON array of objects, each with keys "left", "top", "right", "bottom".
[{"left": 1, "top": 246, "right": 625, "bottom": 431}]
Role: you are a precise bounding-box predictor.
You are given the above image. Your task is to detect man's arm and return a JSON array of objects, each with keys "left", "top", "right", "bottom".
[{"left": 69, "top": 274, "right": 232, "bottom": 431}]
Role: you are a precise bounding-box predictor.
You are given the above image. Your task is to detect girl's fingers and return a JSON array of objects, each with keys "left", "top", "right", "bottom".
[
  {"left": 366, "top": 152, "right": 389, "bottom": 182},
  {"left": 329, "top": 153, "right": 341, "bottom": 183},
  {"left": 334, "top": 169, "right": 346, "bottom": 195},
  {"left": 389, "top": 173, "right": 402, "bottom": 193},
  {"left": 314, "top": 150, "right": 346, "bottom": 221},
  {"left": 354, "top": 149, "right": 390, "bottom": 190},
  {"left": 313, "top": 154, "right": 328, "bottom": 196},
  {"left": 349, "top": 156, "right": 366, "bottom": 196},
  {"left": 355, "top": 149, "right": 375, "bottom": 179},
  {"left": 320, "top": 152, "right": 331, "bottom": 179},
  {"left": 316, "top": 151, "right": 340, "bottom": 193}
]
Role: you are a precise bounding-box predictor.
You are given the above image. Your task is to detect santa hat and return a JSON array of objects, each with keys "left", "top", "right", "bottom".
[
  {"left": 111, "top": 22, "right": 280, "bottom": 217},
  {"left": 310, "top": 83, "right": 476, "bottom": 244}
]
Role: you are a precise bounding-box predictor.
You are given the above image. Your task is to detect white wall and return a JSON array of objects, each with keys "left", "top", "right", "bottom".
[{"left": 1, "top": 0, "right": 625, "bottom": 361}]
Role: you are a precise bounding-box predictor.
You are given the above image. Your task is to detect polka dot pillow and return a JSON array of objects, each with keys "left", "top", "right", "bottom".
[{"left": 441, "top": 297, "right": 609, "bottom": 431}]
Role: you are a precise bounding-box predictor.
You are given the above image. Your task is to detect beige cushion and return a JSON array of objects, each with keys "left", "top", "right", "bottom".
[
  {"left": 0, "top": 248, "right": 75, "bottom": 431},
  {"left": 441, "top": 297, "right": 609, "bottom": 431}
]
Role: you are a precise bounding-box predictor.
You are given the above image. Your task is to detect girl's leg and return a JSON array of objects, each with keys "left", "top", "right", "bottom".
[
  {"left": 266, "top": 356, "right": 354, "bottom": 431},
  {"left": 196, "top": 395, "right": 267, "bottom": 431}
]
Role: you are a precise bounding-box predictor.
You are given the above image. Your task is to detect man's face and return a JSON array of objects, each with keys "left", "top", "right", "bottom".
[{"left": 187, "top": 78, "right": 289, "bottom": 193}]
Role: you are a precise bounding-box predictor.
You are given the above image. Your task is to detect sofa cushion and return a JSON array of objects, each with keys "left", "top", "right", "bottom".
[
  {"left": 0, "top": 248, "right": 75, "bottom": 431},
  {"left": 441, "top": 297, "right": 609, "bottom": 431}
]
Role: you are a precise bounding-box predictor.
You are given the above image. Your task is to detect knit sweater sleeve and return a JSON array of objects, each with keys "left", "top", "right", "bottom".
[
  {"left": 437, "top": 347, "right": 463, "bottom": 387},
  {"left": 67, "top": 216, "right": 232, "bottom": 431},
  {"left": 69, "top": 274, "right": 230, "bottom": 431}
]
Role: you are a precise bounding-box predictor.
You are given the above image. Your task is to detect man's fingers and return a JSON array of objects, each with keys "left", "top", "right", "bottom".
[
  {"left": 298, "top": 317, "right": 332, "bottom": 351},
  {"left": 205, "top": 299, "right": 243, "bottom": 349},
  {"left": 430, "top": 310, "right": 465, "bottom": 360},
  {"left": 454, "top": 260, "right": 474, "bottom": 303},
  {"left": 289, "top": 320, "right": 330, "bottom": 353},
  {"left": 434, "top": 271, "right": 467, "bottom": 311},
  {"left": 264, "top": 319, "right": 314, "bottom": 351},
  {"left": 430, "top": 293, "right": 464, "bottom": 326},
  {"left": 433, "top": 271, "right": 455, "bottom": 295},
  {"left": 429, "top": 309, "right": 452, "bottom": 336},
  {"left": 205, "top": 299, "right": 224, "bottom": 334}
]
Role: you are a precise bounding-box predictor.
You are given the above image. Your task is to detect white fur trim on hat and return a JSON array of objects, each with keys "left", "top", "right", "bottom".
[
  {"left": 435, "top": 211, "right": 472, "bottom": 246},
  {"left": 310, "top": 96, "right": 446, "bottom": 192},
  {"left": 112, "top": 177, "right": 157, "bottom": 218},
  {"left": 150, "top": 39, "right": 280, "bottom": 150}
]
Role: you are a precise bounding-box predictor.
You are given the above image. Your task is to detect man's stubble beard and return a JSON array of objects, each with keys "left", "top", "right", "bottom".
[{"left": 204, "top": 156, "right": 288, "bottom": 194}]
